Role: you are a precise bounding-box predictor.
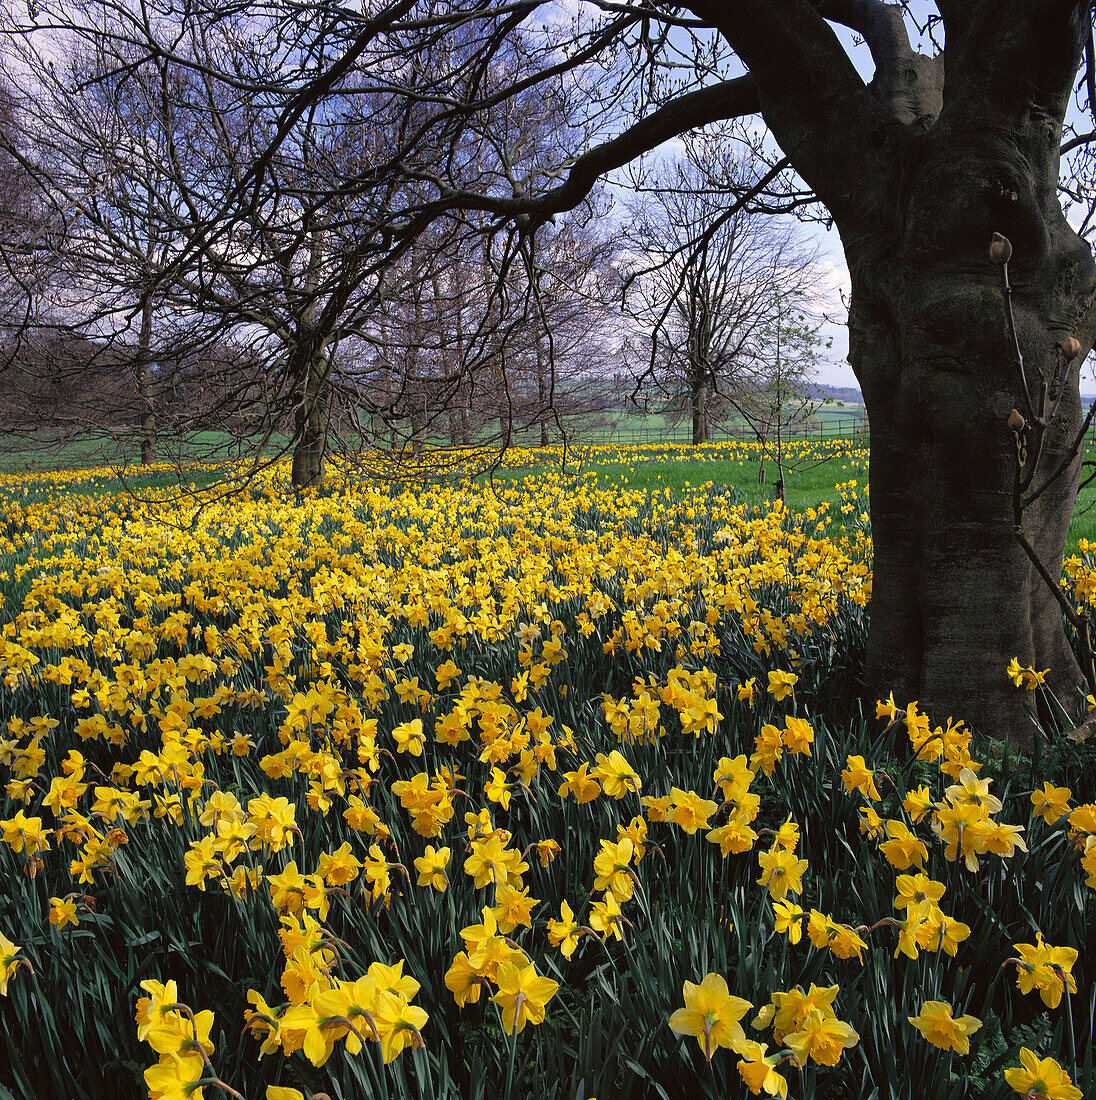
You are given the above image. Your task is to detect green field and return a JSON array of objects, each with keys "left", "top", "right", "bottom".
[
  {"left": 0, "top": 430, "right": 290, "bottom": 474},
  {"left": 542, "top": 403, "right": 867, "bottom": 446},
  {"left": 6, "top": 421, "right": 1096, "bottom": 553}
]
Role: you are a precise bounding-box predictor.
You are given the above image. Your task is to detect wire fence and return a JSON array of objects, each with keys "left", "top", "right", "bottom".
[
  {"left": 505, "top": 408, "right": 1096, "bottom": 451},
  {"left": 604, "top": 414, "right": 869, "bottom": 448}
]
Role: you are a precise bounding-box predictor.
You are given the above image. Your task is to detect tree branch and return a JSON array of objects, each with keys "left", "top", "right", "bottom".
[
  {"left": 429, "top": 76, "right": 761, "bottom": 219},
  {"left": 686, "top": 0, "right": 900, "bottom": 219},
  {"left": 813, "top": 0, "right": 943, "bottom": 127},
  {"left": 813, "top": 0, "right": 911, "bottom": 73},
  {"left": 1062, "top": 129, "right": 1096, "bottom": 154},
  {"left": 937, "top": 0, "right": 1089, "bottom": 184}
]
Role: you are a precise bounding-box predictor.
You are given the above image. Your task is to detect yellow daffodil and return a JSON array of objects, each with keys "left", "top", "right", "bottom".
[
  {"left": 766, "top": 670, "right": 797, "bottom": 702},
  {"left": 1031, "top": 783, "right": 1071, "bottom": 825},
  {"left": 1010, "top": 934, "right": 1078, "bottom": 1009},
  {"left": 491, "top": 960, "right": 559, "bottom": 1035},
  {"left": 756, "top": 846, "right": 808, "bottom": 901},
  {"left": 546, "top": 900, "right": 583, "bottom": 959},
  {"left": 413, "top": 845, "right": 450, "bottom": 891},
  {"left": 0, "top": 932, "right": 25, "bottom": 995},
  {"left": 907, "top": 1000, "right": 981, "bottom": 1054},
  {"left": 1003, "top": 1048, "right": 1083, "bottom": 1099},
  {"left": 49, "top": 896, "right": 79, "bottom": 930},
  {"left": 736, "top": 1039, "right": 788, "bottom": 1097},
  {"left": 668, "top": 973, "right": 752, "bottom": 1062},
  {"left": 841, "top": 755, "right": 881, "bottom": 800}
]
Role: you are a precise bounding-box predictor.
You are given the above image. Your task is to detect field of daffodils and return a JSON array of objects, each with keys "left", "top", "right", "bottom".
[{"left": 0, "top": 441, "right": 1092, "bottom": 1100}]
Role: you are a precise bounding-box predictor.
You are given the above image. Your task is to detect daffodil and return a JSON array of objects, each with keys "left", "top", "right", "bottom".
[
  {"left": 878, "top": 819, "right": 928, "bottom": 870},
  {"left": 0, "top": 932, "right": 24, "bottom": 995},
  {"left": 593, "top": 837, "right": 636, "bottom": 900},
  {"left": 546, "top": 900, "right": 583, "bottom": 959},
  {"left": 772, "top": 900, "right": 805, "bottom": 944},
  {"left": 1031, "top": 783, "right": 1071, "bottom": 825},
  {"left": 49, "top": 896, "right": 79, "bottom": 930},
  {"left": 756, "top": 846, "right": 808, "bottom": 901},
  {"left": 491, "top": 882, "right": 540, "bottom": 933},
  {"left": 413, "top": 845, "right": 450, "bottom": 891},
  {"left": 591, "top": 750, "right": 642, "bottom": 798},
  {"left": 668, "top": 973, "right": 752, "bottom": 1061},
  {"left": 1003, "top": 1047, "right": 1083, "bottom": 1099},
  {"left": 371, "top": 990, "right": 429, "bottom": 1063},
  {"left": 588, "top": 892, "right": 625, "bottom": 942},
  {"left": 491, "top": 960, "right": 559, "bottom": 1035},
  {"left": 445, "top": 951, "right": 487, "bottom": 1006},
  {"left": 841, "top": 755, "right": 880, "bottom": 800},
  {"left": 766, "top": 670, "right": 797, "bottom": 702},
  {"left": 668, "top": 787, "right": 718, "bottom": 834},
  {"left": 557, "top": 763, "right": 601, "bottom": 803},
  {"left": 1010, "top": 934, "right": 1078, "bottom": 1009},
  {"left": 893, "top": 873, "right": 946, "bottom": 921},
  {"left": 907, "top": 1000, "right": 981, "bottom": 1054},
  {"left": 736, "top": 1040, "right": 788, "bottom": 1097},
  {"left": 736, "top": 678, "right": 757, "bottom": 707},
  {"left": 785, "top": 1007, "right": 859, "bottom": 1066}
]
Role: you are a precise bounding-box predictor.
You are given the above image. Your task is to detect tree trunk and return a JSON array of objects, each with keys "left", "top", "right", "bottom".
[
  {"left": 410, "top": 395, "right": 425, "bottom": 456},
  {"left": 691, "top": 365, "right": 708, "bottom": 445},
  {"left": 773, "top": 410, "right": 784, "bottom": 504},
  {"left": 291, "top": 350, "right": 330, "bottom": 489},
  {"left": 536, "top": 337, "right": 550, "bottom": 447},
  {"left": 695, "top": 0, "right": 1096, "bottom": 747},
  {"left": 291, "top": 226, "right": 330, "bottom": 489},
  {"left": 845, "top": 152, "right": 1096, "bottom": 748},
  {"left": 137, "top": 295, "right": 156, "bottom": 464}
]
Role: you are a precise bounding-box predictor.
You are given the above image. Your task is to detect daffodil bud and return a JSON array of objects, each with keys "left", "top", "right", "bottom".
[
  {"left": 1062, "top": 336, "right": 1081, "bottom": 360},
  {"left": 1007, "top": 409, "right": 1026, "bottom": 432},
  {"left": 989, "top": 232, "right": 1012, "bottom": 265}
]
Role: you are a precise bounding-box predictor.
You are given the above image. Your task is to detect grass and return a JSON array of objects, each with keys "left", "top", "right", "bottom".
[
  {"left": 0, "top": 430, "right": 289, "bottom": 474},
  {"left": 576, "top": 450, "right": 867, "bottom": 516},
  {"left": 5, "top": 422, "right": 1096, "bottom": 554},
  {"left": 587, "top": 404, "right": 866, "bottom": 445}
]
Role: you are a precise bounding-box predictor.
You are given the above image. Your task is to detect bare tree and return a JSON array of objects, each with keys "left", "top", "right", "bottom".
[
  {"left": 621, "top": 138, "right": 825, "bottom": 445},
  {"left": 730, "top": 289, "right": 831, "bottom": 500},
  {"left": 0, "top": 32, "right": 265, "bottom": 468},
  {"left": 1, "top": 11, "right": 621, "bottom": 483},
  {"left": 0, "top": 81, "right": 41, "bottom": 335}
]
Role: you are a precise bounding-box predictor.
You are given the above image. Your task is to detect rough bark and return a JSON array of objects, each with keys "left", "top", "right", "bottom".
[
  {"left": 690, "top": 367, "right": 708, "bottom": 445},
  {"left": 536, "top": 336, "right": 550, "bottom": 447},
  {"left": 410, "top": 397, "right": 425, "bottom": 456},
  {"left": 844, "top": 5, "right": 1096, "bottom": 744},
  {"left": 290, "top": 348, "right": 330, "bottom": 489},
  {"left": 848, "top": 184, "right": 1096, "bottom": 743},
  {"left": 290, "top": 227, "right": 330, "bottom": 489},
  {"left": 136, "top": 294, "right": 156, "bottom": 465},
  {"left": 451, "top": 264, "right": 472, "bottom": 446},
  {"left": 693, "top": 0, "right": 1096, "bottom": 744}
]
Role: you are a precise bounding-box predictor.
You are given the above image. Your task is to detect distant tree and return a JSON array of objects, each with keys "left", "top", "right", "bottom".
[
  {"left": 0, "top": 76, "right": 53, "bottom": 395},
  {"left": 621, "top": 139, "right": 824, "bottom": 445},
  {"left": 0, "top": 34, "right": 246, "bottom": 467},
  {"left": 0, "top": 14, "right": 620, "bottom": 484},
  {"left": 730, "top": 291, "right": 830, "bottom": 501}
]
